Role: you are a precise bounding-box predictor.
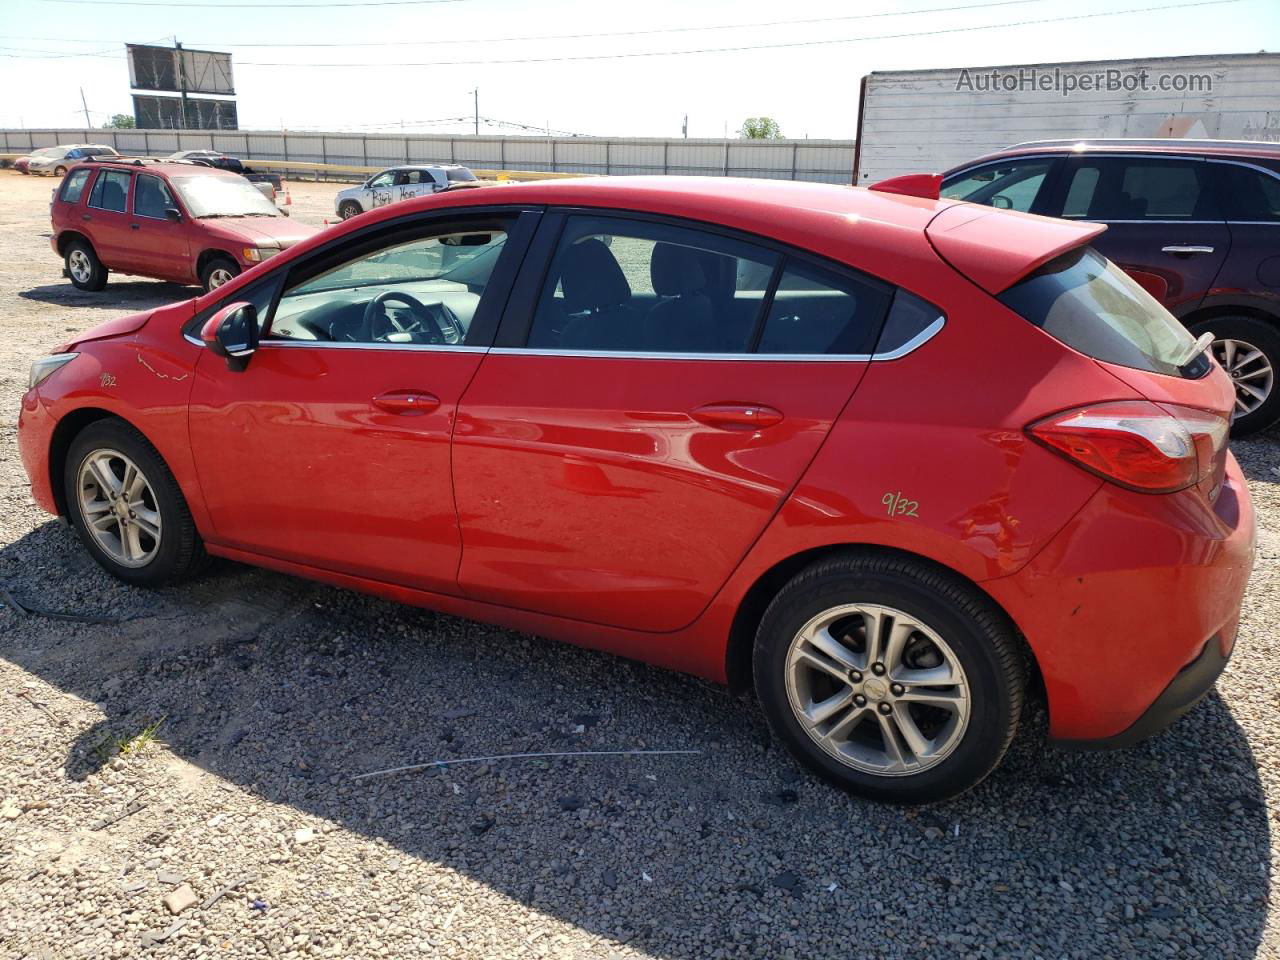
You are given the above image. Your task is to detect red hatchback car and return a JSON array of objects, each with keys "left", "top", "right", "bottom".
[
  {"left": 51, "top": 159, "right": 316, "bottom": 294},
  {"left": 18, "top": 177, "right": 1255, "bottom": 802}
]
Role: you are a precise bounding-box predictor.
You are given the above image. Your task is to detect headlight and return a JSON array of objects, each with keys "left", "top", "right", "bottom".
[
  {"left": 29, "top": 353, "right": 78, "bottom": 390},
  {"left": 242, "top": 246, "right": 280, "bottom": 263}
]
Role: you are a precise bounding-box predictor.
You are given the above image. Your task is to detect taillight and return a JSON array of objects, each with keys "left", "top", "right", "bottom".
[{"left": 1027, "top": 401, "right": 1229, "bottom": 494}]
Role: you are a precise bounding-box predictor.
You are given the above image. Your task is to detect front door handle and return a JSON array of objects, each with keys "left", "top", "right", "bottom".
[
  {"left": 130, "top": 223, "right": 140, "bottom": 231},
  {"left": 1162, "top": 245, "right": 1215, "bottom": 256},
  {"left": 691, "top": 402, "right": 784, "bottom": 429},
  {"left": 372, "top": 390, "right": 440, "bottom": 415},
  {"left": 81, "top": 214, "right": 92, "bottom": 222}
]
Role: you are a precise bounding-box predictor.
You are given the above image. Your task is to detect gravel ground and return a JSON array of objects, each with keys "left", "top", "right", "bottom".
[{"left": 0, "top": 170, "right": 1277, "bottom": 960}]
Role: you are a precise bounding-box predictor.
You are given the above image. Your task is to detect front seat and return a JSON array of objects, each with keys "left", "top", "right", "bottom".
[
  {"left": 645, "top": 242, "right": 718, "bottom": 353},
  {"left": 558, "top": 238, "right": 644, "bottom": 351}
]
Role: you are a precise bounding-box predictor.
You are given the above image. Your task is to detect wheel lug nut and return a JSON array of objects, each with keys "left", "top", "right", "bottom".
[
  {"left": 848, "top": 670, "right": 862, "bottom": 683},
  {"left": 854, "top": 694, "right": 867, "bottom": 707},
  {"left": 877, "top": 702, "right": 892, "bottom": 715},
  {"left": 891, "top": 683, "right": 904, "bottom": 696},
  {"left": 872, "top": 663, "right": 886, "bottom": 676}
]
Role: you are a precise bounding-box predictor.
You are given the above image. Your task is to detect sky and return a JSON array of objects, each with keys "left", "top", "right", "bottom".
[{"left": 0, "top": 0, "right": 1277, "bottom": 139}]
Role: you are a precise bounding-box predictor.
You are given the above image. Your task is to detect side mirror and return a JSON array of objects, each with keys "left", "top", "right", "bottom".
[
  {"left": 164, "top": 207, "right": 182, "bottom": 222},
  {"left": 200, "top": 301, "right": 258, "bottom": 372}
]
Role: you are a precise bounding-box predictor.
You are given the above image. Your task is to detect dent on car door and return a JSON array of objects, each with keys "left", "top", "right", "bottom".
[
  {"left": 186, "top": 209, "right": 539, "bottom": 591},
  {"left": 1044, "top": 156, "right": 1230, "bottom": 312},
  {"left": 452, "top": 212, "right": 898, "bottom": 632}
]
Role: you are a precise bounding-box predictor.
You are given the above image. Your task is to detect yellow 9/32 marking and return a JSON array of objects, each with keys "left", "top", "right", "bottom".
[{"left": 882, "top": 491, "right": 919, "bottom": 518}]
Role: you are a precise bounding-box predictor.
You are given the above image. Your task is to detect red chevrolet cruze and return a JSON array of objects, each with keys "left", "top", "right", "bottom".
[{"left": 17, "top": 177, "right": 1255, "bottom": 802}]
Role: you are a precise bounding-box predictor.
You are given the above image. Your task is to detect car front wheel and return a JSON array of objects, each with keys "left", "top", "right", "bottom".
[
  {"left": 754, "top": 553, "right": 1025, "bottom": 804},
  {"left": 339, "top": 200, "right": 362, "bottom": 220},
  {"left": 200, "top": 256, "right": 240, "bottom": 293},
  {"left": 1192, "top": 315, "right": 1280, "bottom": 436},
  {"left": 65, "top": 419, "right": 207, "bottom": 587}
]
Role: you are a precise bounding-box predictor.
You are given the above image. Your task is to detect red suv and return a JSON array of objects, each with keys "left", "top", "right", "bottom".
[
  {"left": 18, "top": 178, "right": 1255, "bottom": 802},
  {"left": 942, "top": 138, "right": 1280, "bottom": 436},
  {"left": 51, "top": 159, "right": 317, "bottom": 294}
]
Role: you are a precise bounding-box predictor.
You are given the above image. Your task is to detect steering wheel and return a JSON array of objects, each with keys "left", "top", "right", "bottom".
[{"left": 361, "top": 290, "right": 446, "bottom": 343}]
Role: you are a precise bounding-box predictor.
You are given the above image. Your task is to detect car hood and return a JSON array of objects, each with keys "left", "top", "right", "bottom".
[
  {"left": 335, "top": 185, "right": 364, "bottom": 200},
  {"left": 56, "top": 308, "right": 159, "bottom": 352},
  {"left": 200, "top": 217, "right": 319, "bottom": 248}
]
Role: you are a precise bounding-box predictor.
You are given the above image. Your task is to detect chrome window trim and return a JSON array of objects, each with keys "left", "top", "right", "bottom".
[{"left": 258, "top": 340, "right": 489, "bottom": 353}]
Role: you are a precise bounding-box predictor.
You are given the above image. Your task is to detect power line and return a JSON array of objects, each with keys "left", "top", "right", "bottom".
[
  {"left": 228, "top": 0, "right": 1245, "bottom": 67},
  {"left": 0, "top": 0, "right": 1057, "bottom": 49},
  {"left": 0, "top": 0, "right": 1244, "bottom": 67}
]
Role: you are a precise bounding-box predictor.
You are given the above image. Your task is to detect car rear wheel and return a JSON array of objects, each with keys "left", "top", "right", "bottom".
[
  {"left": 754, "top": 552, "right": 1025, "bottom": 804},
  {"left": 1191, "top": 316, "right": 1280, "bottom": 436},
  {"left": 65, "top": 419, "right": 208, "bottom": 587},
  {"left": 339, "top": 200, "right": 362, "bottom": 220},
  {"left": 200, "top": 256, "right": 240, "bottom": 293},
  {"left": 65, "top": 240, "right": 107, "bottom": 291}
]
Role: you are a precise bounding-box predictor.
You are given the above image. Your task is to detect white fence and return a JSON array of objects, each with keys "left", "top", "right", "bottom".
[{"left": 0, "top": 128, "right": 856, "bottom": 184}]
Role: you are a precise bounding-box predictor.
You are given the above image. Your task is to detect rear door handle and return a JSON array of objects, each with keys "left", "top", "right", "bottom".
[
  {"left": 130, "top": 223, "right": 140, "bottom": 231},
  {"left": 372, "top": 390, "right": 440, "bottom": 415},
  {"left": 691, "top": 402, "right": 784, "bottom": 429},
  {"left": 1162, "top": 245, "right": 1215, "bottom": 256}
]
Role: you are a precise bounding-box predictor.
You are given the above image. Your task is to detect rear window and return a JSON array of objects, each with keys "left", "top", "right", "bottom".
[
  {"left": 59, "top": 168, "right": 91, "bottom": 204},
  {"left": 998, "top": 247, "right": 1207, "bottom": 378}
]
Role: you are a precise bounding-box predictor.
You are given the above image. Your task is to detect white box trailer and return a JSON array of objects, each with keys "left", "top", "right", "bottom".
[{"left": 852, "top": 52, "right": 1280, "bottom": 184}]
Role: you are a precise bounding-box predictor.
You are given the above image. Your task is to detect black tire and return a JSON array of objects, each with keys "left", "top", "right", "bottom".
[
  {"left": 1189, "top": 315, "right": 1280, "bottom": 437},
  {"left": 200, "top": 256, "right": 240, "bottom": 293},
  {"left": 65, "top": 419, "right": 208, "bottom": 588},
  {"left": 754, "top": 552, "right": 1025, "bottom": 804},
  {"left": 65, "top": 239, "right": 107, "bottom": 292},
  {"left": 339, "top": 200, "right": 362, "bottom": 220}
]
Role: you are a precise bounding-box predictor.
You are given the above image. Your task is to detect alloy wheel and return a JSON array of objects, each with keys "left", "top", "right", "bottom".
[
  {"left": 68, "top": 249, "right": 92, "bottom": 284},
  {"left": 1213, "top": 337, "right": 1274, "bottom": 417},
  {"left": 207, "top": 267, "right": 235, "bottom": 289},
  {"left": 784, "top": 604, "right": 970, "bottom": 776},
  {"left": 76, "top": 448, "right": 162, "bottom": 568}
]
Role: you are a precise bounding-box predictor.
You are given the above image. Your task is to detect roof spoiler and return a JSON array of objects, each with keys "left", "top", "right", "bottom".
[{"left": 869, "top": 173, "right": 941, "bottom": 200}]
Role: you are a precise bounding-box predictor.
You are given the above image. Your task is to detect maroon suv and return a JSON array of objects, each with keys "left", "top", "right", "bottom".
[
  {"left": 51, "top": 159, "right": 317, "bottom": 294},
  {"left": 942, "top": 138, "right": 1280, "bottom": 435}
]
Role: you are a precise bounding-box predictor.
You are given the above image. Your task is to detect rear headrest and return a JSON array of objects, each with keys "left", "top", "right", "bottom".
[
  {"left": 560, "top": 238, "right": 631, "bottom": 312},
  {"left": 651, "top": 242, "right": 709, "bottom": 296}
]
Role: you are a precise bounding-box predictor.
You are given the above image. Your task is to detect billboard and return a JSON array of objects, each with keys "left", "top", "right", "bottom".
[
  {"left": 127, "top": 44, "right": 235, "bottom": 96},
  {"left": 132, "top": 95, "right": 239, "bottom": 131}
]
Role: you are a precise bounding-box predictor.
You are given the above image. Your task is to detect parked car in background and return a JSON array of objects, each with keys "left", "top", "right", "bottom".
[
  {"left": 942, "top": 138, "right": 1280, "bottom": 435},
  {"left": 28, "top": 144, "right": 120, "bottom": 177},
  {"left": 19, "top": 177, "right": 1254, "bottom": 803},
  {"left": 334, "top": 164, "right": 479, "bottom": 219},
  {"left": 166, "top": 150, "right": 293, "bottom": 215},
  {"left": 14, "top": 148, "right": 64, "bottom": 174},
  {"left": 50, "top": 158, "right": 317, "bottom": 293}
]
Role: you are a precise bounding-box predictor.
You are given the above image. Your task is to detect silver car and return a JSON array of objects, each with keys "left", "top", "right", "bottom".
[
  {"left": 334, "top": 164, "right": 478, "bottom": 219},
  {"left": 28, "top": 144, "right": 119, "bottom": 176}
]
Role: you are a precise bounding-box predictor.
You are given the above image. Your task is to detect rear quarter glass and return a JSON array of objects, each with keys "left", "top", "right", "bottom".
[{"left": 998, "top": 246, "right": 1209, "bottom": 380}]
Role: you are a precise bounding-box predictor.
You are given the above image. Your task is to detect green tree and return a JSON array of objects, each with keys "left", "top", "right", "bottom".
[
  {"left": 739, "top": 117, "right": 783, "bottom": 139},
  {"left": 102, "top": 114, "right": 136, "bottom": 129}
]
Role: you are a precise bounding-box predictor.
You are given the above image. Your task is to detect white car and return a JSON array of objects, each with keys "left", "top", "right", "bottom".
[
  {"left": 28, "top": 144, "right": 120, "bottom": 176},
  {"left": 334, "top": 164, "right": 478, "bottom": 219}
]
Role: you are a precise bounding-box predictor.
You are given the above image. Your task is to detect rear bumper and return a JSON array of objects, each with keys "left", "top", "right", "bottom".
[
  {"left": 985, "top": 452, "right": 1255, "bottom": 743},
  {"left": 1051, "top": 628, "right": 1230, "bottom": 749}
]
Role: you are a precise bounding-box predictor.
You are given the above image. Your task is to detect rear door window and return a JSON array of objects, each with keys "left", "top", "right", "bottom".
[
  {"left": 1213, "top": 163, "right": 1280, "bottom": 222},
  {"left": 756, "top": 260, "right": 893, "bottom": 355},
  {"left": 998, "top": 246, "right": 1205, "bottom": 377},
  {"left": 87, "top": 170, "right": 131, "bottom": 213},
  {"left": 1057, "top": 158, "right": 1218, "bottom": 221},
  {"left": 59, "top": 168, "right": 92, "bottom": 204}
]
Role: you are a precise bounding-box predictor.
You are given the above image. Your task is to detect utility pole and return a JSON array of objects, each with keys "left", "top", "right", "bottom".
[
  {"left": 79, "top": 88, "right": 91, "bottom": 128},
  {"left": 175, "top": 38, "right": 190, "bottom": 130},
  {"left": 472, "top": 88, "right": 479, "bottom": 136},
  {"left": 682, "top": 114, "right": 687, "bottom": 139}
]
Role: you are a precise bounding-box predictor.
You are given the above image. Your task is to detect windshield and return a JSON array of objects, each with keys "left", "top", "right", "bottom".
[
  {"left": 86, "top": 145, "right": 118, "bottom": 155},
  {"left": 999, "top": 247, "right": 1205, "bottom": 378},
  {"left": 172, "top": 174, "right": 280, "bottom": 218},
  {"left": 34, "top": 147, "right": 63, "bottom": 158}
]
